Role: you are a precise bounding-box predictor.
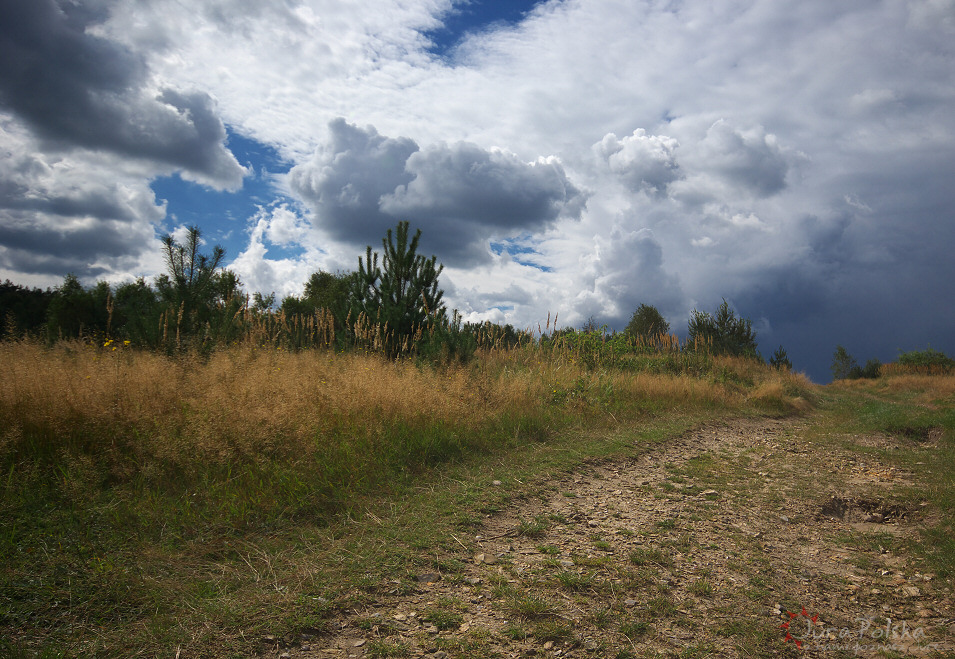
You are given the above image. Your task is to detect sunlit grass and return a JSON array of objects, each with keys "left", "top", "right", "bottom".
[{"left": 0, "top": 336, "right": 818, "bottom": 657}]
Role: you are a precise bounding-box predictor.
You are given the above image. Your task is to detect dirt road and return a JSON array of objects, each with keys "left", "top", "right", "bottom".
[{"left": 273, "top": 417, "right": 954, "bottom": 658}]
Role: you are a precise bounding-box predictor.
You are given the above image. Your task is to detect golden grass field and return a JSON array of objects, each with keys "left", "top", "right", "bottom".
[{"left": 13, "top": 338, "right": 954, "bottom": 658}]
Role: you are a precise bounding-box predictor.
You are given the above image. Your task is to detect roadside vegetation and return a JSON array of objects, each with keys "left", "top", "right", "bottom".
[{"left": 1, "top": 222, "right": 952, "bottom": 657}]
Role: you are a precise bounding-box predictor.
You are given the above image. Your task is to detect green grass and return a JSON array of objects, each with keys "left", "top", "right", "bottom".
[
  {"left": 629, "top": 547, "right": 673, "bottom": 567},
  {"left": 508, "top": 594, "right": 558, "bottom": 619},
  {"left": 555, "top": 569, "right": 597, "bottom": 591},
  {"left": 5, "top": 339, "right": 952, "bottom": 657}
]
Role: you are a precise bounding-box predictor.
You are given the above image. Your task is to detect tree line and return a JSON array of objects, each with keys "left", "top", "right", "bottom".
[
  {"left": 0, "top": 222, "right": 526, "bottom": 361},
  {"left": 8, "top": 219, "right": 950, "bottom": 375},
  {"left": 1, "top": 223, "right": 781, "bottom": 364}
]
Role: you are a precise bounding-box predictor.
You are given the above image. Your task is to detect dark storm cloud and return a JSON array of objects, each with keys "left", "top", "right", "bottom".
[
  {"left": 0, "top": 177, "right": 141, "bottom": 222},
  {"left": 0, "top": 210, "right": 156, "bottom": 279},
  {"left": 0, "top": 0, "right": 244, "bottom": 188},
  {"left": 291, "top": 119, "right": 586, "bottom": 265},
  {"left": 0, "top": 215, "right": 147, "bottom": 260}
]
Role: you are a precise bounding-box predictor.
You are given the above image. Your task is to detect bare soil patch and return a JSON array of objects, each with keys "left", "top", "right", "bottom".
[{"left": 271, "top": 417, "right": 954, "bottom": 658}]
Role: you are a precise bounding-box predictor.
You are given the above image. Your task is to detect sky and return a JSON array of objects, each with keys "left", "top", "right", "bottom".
[{"left": 1, "top": 0, "right": 953, "bottom": 382}]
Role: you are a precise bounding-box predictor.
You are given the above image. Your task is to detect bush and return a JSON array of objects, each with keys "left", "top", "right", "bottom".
[
  {"left": 831, "top": 345, "right": 858, "bottom": 381},
  {"left": 896, "top": 348, "right": 955, "bottom": 374},
  {"left": 687, "top": 299, "right": 759, "bottom": 358},
  {"left": 769, "top": 345, "right": 792, "bottom": 371},
  {"left": 625, "top": 304, "right": 669, "bottom": 340},
  {"left": 831, "top": 345, "right": 882, "bottom": 380}
]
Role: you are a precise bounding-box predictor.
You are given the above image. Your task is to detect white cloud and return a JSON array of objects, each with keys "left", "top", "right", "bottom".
[
  {"left": 683, "top": 120, "right": 790, "bottom": 199},
  {"left": 594, "top": 129, "right": 682, "bottom": 198},
  {"left": 2, "top": 0, "right": 954, "bottom": 380}
]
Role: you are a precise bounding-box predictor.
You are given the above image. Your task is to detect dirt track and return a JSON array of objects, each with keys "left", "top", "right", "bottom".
[{"left": 273, "top": 417, "right": 955, "bottom": 658}]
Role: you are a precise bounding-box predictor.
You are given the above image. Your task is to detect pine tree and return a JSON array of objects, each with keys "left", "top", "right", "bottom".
[{"left": 347, "top": 221, "right": 445, "bottom": 354}]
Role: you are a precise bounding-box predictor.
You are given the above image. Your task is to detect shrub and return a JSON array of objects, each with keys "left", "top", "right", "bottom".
[
  {"left": 687, "top": 299, "right": 759, "bottom": 358},
  {"left": 895, "top": 347, "right": 955, "bottom": 375},
  {"left": 769, "top": 345, "right": 792, "bottom": 371},
  {"left": 831, "top": 345, "right": 859, "bottom": 381}
]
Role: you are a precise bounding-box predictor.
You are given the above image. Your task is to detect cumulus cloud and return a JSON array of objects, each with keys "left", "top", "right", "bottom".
[
  {"left": 291, "top": 118, "right": 585, "bottom": 265},
  {"left": 288, "top": 118, "right": 418, "bottom": 236},
  {"left": 570, "top": 225, "right": 685, "bottom": 327},
  {"left": 0, "top": 0, "right": 244, "bottom": 189},
  {"left": 671, "top": 121, "right": 790, "bottom": 204},
  {"left": 228, "top": 204, "right": 331, "bottom": 301},
  {"left": 593, "top": 129, "right": 681, "bottom": 198}
]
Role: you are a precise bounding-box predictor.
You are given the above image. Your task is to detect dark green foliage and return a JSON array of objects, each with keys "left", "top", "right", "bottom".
[
  {"left": 111, "top": 278, "right": 161, "bottom": 345},
  {"left": 45, "top": 274, "right": 110, "bottom": 340},
  {"left": 251, "top": 291, "right": 276, "bottom": 313},
  {"left": 687, "top": 299, "right": 759, "bottom": 357},
  {"left": 624, "top": 303, "right": 670, "bottom": 342},
  {"left": 897, "top": 347, "right": 955, "bottom": 374},
  {"left": 859, "top": 358, "right": 882, "bottom": 379},
  {"left": 280, "top": 269, "right": 352, "bottom": 334},
  {"left": 304, "top": 270, "right": 350, "bottom": 314},
  {"left": 831, "top": 345, "right": 882, "bottom": 380},
  {"left": 347, "top": 221, "right": 445, "bottom": 355},
  {"left": 831, "top": 345, "right": 858, "bottom": 380},
  {"left": 0, "top": 280, "right": 52, "bottom": 339},
  {"left": 155, "top": 226, "right": 229, "bottom": 336},
  {"left": 416, "top": 310, "right": 478, "bottom": 365},
  {"left": 769, "top": 345, "right": 792, "bottom": 371}
]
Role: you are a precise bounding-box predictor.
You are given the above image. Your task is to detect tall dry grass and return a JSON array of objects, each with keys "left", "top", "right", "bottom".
[
  {"left": 832, "top": 371, "right": 955, "bottom": 404},
  {"left": 0, "top": 336, "right": 820, "bottom": 657},
  {"left": 0, "top": 337, "right": 816, "bottom": 501}
]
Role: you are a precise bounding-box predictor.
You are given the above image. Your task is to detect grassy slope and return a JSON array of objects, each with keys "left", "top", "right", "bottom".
[{"left": 1, "top": 341, "right": 951, "bottom": 658}]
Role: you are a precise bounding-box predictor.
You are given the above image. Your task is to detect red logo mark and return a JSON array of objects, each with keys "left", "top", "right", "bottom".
[{"left": 779, "top": 606, "right": 818, "bottom": 648}]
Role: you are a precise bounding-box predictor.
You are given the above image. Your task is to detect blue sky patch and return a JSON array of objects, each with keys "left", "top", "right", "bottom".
[
  {"left": 150, "top": 129, "right": 293, "bottom": 262},
  {"left": 426, "top": 0, "right": 545, "bottom": 57},
  {"left": 490, "top": 238, "right": 552, "bottom": 271}
]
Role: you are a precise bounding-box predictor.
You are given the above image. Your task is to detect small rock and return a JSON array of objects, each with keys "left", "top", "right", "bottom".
[
  {"left": 543, "top": 640, "right": 554, "bottom": 650},
  {"left": 492, "top": 480, "right": 502, "bottom": 486},
  {"left": 901, "top": 585, "right": 921, "bottom": 598},
  {"left": 779, "top": 515, "right": 790, "bottom": 523},
  {"left": 354, "top": 639, "right": 366, "bottom": 647},
  {"left": 417, "top": 573, "right": 441, "bottom": 583},
  {"left": 624, "top": 599, "right": 638, "bottom": 607},
  {"left": 701, "top": 489, "right": 718, "bottom": 497},
  {"left": 865, "top": 513, "right": 885, "bottom": 523}
]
